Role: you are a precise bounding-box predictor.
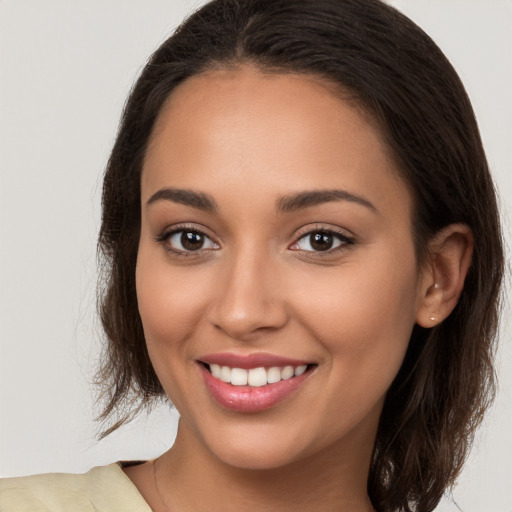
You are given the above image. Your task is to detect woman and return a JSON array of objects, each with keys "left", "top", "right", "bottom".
[{"left": 0, "top": 0, "right": 504, "bottom": 511}]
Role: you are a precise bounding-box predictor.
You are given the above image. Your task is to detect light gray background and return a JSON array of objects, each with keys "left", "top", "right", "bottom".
[{"left": 1, "top": 1, "right": 511, "bottom": 511}]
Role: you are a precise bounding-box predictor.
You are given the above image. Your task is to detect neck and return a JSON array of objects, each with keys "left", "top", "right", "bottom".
[{"left": 154, "top": 421, "right": 375, "bottom": 512}]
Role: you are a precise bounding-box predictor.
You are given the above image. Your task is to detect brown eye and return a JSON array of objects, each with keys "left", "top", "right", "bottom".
[
  {"left": 181, "top": 231, "right": 205, "bottom": 251},
  {"left": 309, "top": 232, "right": 334, "bottom": 251},
  {"left": 166, "top": 230, "right": 218, "bottom": 252},
  {"left": 292, "top": 230, "right": 352, "bottom": 253}
]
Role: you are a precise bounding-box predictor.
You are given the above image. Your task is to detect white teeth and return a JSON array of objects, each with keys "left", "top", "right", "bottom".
[
  {"left": 248, "top": 367, "right": 267, "bottom": 387},
  {"left": 281, "top": 366, "right": 294, "bottom": 380},
  {"left": 267, "top": 367, "right": 282, "bottom": 384},
  {"left": 220, "top": 366, "right": 231, "bottom": 383},
  {"left": 294, "top": 365, "right": 307, "bottom": 376},
  {"left": 208, "top": 363, "right": 309, "bottom": 387},
  {"left": 230, "top": 367, "right": 248, "bottom": 385},
  {"left": 210, "top": 364, "right": 221, "bottom": 378}
]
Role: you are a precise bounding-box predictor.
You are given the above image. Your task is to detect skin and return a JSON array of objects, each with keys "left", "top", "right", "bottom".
[{"left": 126, "top": 66, "right": 473, "bottom": 512}]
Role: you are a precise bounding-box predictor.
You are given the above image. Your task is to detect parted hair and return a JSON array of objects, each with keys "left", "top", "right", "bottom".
[{"left": 96, "top": 1, "right": 504, "bottom": 511}]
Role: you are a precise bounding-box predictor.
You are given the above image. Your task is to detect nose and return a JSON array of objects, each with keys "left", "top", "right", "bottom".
[{"left": 207, "top": 249, "right": 290, "bottom": 341}]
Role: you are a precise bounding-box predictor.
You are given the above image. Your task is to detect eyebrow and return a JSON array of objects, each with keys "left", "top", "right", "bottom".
[
  {"left": 146, "top": 188, "right": 218, "bottom": 212},
  {"left": 146, "top": 187, "right": 377, "bottom": 215},
  {"left": 276, "top": 189, "right": 377, "bottom": 213}
]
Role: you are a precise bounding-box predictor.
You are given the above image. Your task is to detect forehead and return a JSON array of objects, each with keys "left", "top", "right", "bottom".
[
  {"left": 142, "top": 65, "right": 412, "bottom": 218},
  {"left": 148, "top": 66, "right": 382, "bottom": 160}
]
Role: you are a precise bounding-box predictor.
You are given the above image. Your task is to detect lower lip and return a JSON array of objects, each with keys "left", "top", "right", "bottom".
[{"left": 199, "top": 365, "right": 312, "bottom": 413}]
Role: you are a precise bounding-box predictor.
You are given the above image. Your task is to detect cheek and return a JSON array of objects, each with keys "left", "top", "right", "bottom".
[
  {"left": 135, "top": 248, "right": 210, "bottom": 409},
  {"left": 291, "top": 248, "right": 420, "bottom": 386},
  {"left": 136, "top": 249, "right": 208, "bottom": 343},
  {"left": 135, "top": 250, "right": 212, "bottom": 399}
]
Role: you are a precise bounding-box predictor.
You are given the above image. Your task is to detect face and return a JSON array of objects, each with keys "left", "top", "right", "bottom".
[{"left": 136, "top": 66, "right": 426, "bottom": 470}]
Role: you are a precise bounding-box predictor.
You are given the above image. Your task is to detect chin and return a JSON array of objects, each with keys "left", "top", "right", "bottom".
[
  {"left": 213, "top": 444, "right": 302, "bottom": 471},
  {"left": 194, "top": 423, "right": 308, "bottom": 471}
]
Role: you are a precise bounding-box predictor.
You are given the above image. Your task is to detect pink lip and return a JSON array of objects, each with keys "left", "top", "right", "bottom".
[
  {"left": 198, "top": 352, "right": 310, "bottom": 369},
  {"left": 197, "top": 354, "right": 315, "bottom": 413}
]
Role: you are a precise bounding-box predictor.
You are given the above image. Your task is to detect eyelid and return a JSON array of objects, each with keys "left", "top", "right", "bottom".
[
  {"left": 154, "top": 222, "right": 355, "bottom": 257},
  {"left": 289, "top": 224, "right": 356, "bottom": 254},
  {"left": 154, "top": 223, "right": 220, "bottom": 255}
]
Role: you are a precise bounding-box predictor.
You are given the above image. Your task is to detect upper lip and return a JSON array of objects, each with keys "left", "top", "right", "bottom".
[{"left": 198, "top": 352, "right": 312, "bottom": 370}]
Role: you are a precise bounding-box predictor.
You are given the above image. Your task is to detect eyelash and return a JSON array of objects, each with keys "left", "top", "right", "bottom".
[
  {"left": 291, "top": 225, "right": 356, "bottom": 257},
  {"left": 154, "top": 224, "right": 356, "bottom": 257},
  {"left": 154, "top": 224, "right": 219, "bottom": 257}
]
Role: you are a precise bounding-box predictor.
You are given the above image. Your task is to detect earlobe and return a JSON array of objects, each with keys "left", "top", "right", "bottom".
[{"left": 416, "top": 224, "right": 474, "bottom": 328}]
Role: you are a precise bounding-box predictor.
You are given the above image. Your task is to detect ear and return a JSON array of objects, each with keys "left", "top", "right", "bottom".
[{"left": 416, "top": 224, "right": 474, "bottom": 328}]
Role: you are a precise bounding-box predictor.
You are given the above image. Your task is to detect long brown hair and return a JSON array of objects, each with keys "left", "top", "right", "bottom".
[{"left": 96, "top": 1, "right": 504, "bottom": 510}]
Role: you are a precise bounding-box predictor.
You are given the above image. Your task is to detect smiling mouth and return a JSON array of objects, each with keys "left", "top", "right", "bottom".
[{"left": 201, "top": 363, "right": 313, "bottom": 387}]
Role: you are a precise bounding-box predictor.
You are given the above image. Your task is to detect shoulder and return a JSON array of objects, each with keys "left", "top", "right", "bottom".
[{"left": 0, "top": 463, "right": 152, "bottom": 512}]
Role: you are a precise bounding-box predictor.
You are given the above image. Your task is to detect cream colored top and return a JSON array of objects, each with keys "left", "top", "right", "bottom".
[{"left": 0, "top": 463, "right": 152, "bottom": 512}]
